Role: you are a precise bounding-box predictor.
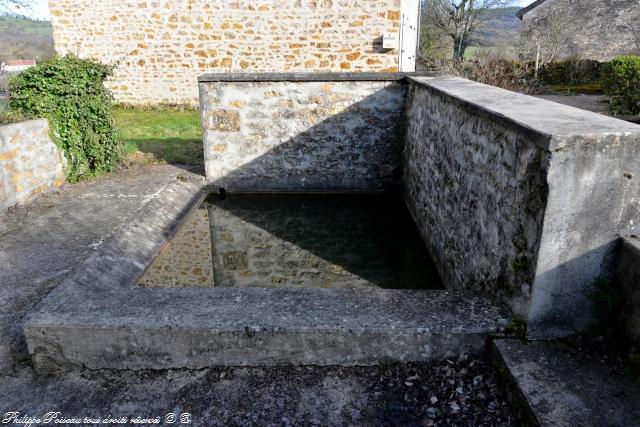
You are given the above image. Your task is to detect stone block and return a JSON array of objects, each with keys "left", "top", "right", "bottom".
[{"left": 203, "top": 110, "right": 240, "bottom": 132}]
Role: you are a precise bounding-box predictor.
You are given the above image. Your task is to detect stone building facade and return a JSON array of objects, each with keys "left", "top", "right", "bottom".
[
  {"left": 49, "top": 0, "right": 419, "bottom": 106},
  {"left": 518, "top": 0, "right": 640, "bottom": 62}
]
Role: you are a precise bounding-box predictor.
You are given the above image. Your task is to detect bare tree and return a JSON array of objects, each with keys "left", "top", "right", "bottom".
[
  {"left": 423, "top": 0, "right": 517, "bottom": 60},
  {"left": 0, "top": 0, "right": 32, "bottom": 8}
]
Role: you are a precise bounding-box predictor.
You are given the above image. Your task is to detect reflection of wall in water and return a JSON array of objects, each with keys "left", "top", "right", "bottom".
[
  {"left": 138, "top": 209, "right": 214, "bottom": 288},
  {"left": 206, "top": 195, "right": 440, "bottom": 290}
]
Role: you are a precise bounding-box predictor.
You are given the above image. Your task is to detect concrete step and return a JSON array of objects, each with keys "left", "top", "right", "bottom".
[
  {"left": 491, "top": 339, "right": 640, "bottom": 427},
  {"left": 25, "top": 287, "right": 510, "bottom": 372}
]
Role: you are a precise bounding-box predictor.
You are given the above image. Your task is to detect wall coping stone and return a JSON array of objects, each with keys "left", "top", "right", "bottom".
[
  {"left": 0, "top": 118, "right": 49, "bottom": 132},
  {"left": 198, "top": 72, "right": 435, "bottom": 83},
  {"left": 408, "top": 76, "right": 640, "bottom": 152}
]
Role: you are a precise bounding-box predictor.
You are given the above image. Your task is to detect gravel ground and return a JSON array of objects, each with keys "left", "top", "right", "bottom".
[{"left": 1, "top": 355, "right": 514, "bottom": 426}]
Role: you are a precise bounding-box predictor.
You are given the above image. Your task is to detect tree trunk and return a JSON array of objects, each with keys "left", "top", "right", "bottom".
[{"left": 453, "top": 37, "right": 467, "bottom": 60}]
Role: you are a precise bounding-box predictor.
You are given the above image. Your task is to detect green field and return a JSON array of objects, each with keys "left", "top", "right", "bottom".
[
  {"left": 113, "top": 107, "right": 204, "bottom": 165},
  {"left": 0, "top": 15, "right": 54, "bottom": 61},
  {"left": 464, "top": 46, "right": 518, "bottom": 61},
  {"left": 0, "top": 15, "right": 52, "bottom": 35}
]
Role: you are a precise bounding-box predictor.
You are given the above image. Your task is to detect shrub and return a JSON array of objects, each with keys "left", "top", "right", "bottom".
[
  {"left": 458, "top": 58, "right": 540, "bottom": 94},
  {"left": 0, "top": 109, "right": 29, "bottom": 126},
  {"left": 601, "top": 55, "right": 640, "bottom": 115},
  {"left": 538, "top": 59, "right": 604, "bottom": 85},
  {"left": 9, "top": 54, "right": 121, "bottom": 182}
]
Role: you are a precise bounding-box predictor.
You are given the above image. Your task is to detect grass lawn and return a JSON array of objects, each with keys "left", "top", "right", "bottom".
[{"left": 113, "top": 107, "right": 203, "bottom": 165}]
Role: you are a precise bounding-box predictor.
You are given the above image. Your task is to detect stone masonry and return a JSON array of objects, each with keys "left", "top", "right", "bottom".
[
  {"left": 199, "top": 75, "right": 407, "bottom": 191},
  {"left": 519, "top": 0, "right": 640, "bottom": 61},
  {"left": 403, "top": 76, "right": 640, "bottom": 338},
  {"left": 0, "top": 119, "right": 65, "bottom": 212},
  {"left": 198, "top": 72, "right": 640, "bottom": 338},
  {"left": 49, "top": 0, "right": 403, "bottom": 106}
]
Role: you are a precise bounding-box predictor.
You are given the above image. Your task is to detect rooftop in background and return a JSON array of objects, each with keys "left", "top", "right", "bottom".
[
  {"left": 516, "top": 0, "right": 548, "bottom": 19},
  {"left": 4, "top": 60, "right": 36, "bottom": 66},
  {"left": 2, "top": 59, "right": 36, "bottom": 73}
]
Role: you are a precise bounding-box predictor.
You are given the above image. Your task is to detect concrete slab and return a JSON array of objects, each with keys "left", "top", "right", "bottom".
[
  {"left": 0, "top": 165, "right": 202, "bottom": 375},
  {"left": 492, "top": 339, "right": 640, "bottom": 427},
  {"left": 23, "top": 174, "right": 511, "bottom": 372}
]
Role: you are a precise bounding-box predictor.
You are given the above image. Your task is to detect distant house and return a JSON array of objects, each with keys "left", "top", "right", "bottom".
[
  {"left": 518, "top": 0, "right": 640, "bottom": 62},
  {"left": 2, "top": 59, "right": 36, "bottom": 73}
]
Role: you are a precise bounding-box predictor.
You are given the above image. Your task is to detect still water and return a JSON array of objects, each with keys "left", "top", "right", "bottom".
[{"left": 138, "top": 193, "right": 443, "bottom": 290}]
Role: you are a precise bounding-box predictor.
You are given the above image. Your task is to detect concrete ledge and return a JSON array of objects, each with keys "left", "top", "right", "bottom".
[
  {"left": 198, "top": 72, "right": 434, "bottom": 82},
  {"left": 407, "top": 76, "right": 640, "bottom": 152},
  {"left": 492, "top": 339, "right": 640, "bottom": 427},
  {"left": 26, "top": 288, "right": 510, "bottom": 371}
]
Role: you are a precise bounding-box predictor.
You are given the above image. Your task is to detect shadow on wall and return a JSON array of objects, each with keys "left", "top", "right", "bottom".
[
  {"left": 527, "top": 239, "right": 622, "bottom": 338},
  {"left": 202, "top": 84, "right": 407, "bottom": 192}
]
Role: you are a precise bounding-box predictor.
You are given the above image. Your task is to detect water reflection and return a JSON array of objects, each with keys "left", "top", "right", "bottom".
[{"left": 139, "top": 193, "right": 443, "bottom": 290}]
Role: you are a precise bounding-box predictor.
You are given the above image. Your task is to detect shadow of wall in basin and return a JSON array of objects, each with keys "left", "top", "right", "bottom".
[{"left": 203, "top": 192, "right": 445, "bottom": 291}]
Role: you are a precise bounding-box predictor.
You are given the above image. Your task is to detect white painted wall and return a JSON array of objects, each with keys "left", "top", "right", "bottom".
[{"left": 399, "top": 0, "right": 419, "bottom": 72}]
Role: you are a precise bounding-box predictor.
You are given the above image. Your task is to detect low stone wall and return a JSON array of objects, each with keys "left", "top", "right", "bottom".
[
  {"left": 618, "top": 237, "right": 640, "bottom": 351},
  {"left": 403, "top": 77, "right": 640, "bottom": 338},
  {"left": 0, "top": 119, "right": 65, "bottom": 212},
  {"left": 199, "top": 73, "right": 410, "bottom": 191}
]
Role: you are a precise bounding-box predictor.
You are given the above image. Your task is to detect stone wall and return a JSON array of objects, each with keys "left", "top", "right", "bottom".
[
  {"left": 0, "top": 119, "right": 65, "bottom": 212},
  {"left": 519, "top": 0, "right": 640, "bottom": 61},
  {"left": 49, "top": 0, "right": 404, "bottom": 106},
  {"left": 403, "top": 76, "right": 640, "bottom": 338},
  {"left": 199, "top": 74, "right": 408, "bottom": 191}
]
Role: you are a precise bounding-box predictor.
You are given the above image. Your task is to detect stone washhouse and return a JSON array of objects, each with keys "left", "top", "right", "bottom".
[{"left": 22, "top": 73, "right": 640, "bottom": 372}]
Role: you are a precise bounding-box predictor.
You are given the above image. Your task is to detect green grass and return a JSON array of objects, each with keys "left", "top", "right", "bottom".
[
  {"left": 113, "top": 107, "right": 203, "bottom": 165},
  {"left": 0, "top": 16, "right": 52, "bottom": 35},
  {"left": 547, "top": 83, "right": 604, "bottom": 95},
  {"left": 464, "top": 46, "right": 518, "bottom": 61}
]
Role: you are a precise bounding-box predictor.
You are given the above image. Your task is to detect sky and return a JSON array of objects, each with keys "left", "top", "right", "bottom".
[
  {"left": 2, "top": 0, "right": 50, "bottom": 20},
  {"left": 4, "top": 0, "right": 534, "bottom": 21}
]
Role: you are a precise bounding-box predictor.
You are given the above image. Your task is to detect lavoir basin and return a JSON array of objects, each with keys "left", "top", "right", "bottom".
[{"left": 138, "top": 192, "right": 444, "bottom": 291}]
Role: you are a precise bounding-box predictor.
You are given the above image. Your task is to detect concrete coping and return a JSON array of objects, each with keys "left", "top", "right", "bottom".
[
  {"left": 407, "top": 76, "right": 640, "bottom": 152},
  {"left": 198, "top": 72, "right": 435, "bottom": 83},
  {"left": 0, "top": 118, "right": 48, "bottom": 131}
]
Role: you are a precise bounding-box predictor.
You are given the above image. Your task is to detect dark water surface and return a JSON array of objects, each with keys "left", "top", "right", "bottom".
[{"left": 139, "top": 192, "right": 444, "bottom": 290}]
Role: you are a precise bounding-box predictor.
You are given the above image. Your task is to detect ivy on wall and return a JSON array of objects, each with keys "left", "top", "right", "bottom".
[{"left": 9, "top": 54, "right": 122, "bottom": 182}]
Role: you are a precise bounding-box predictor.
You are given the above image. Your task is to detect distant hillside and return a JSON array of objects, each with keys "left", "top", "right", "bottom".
[
  {"left": 0, "top": 15, "right": 54, "bottom": 62},
  {"left": 472, "top": 7, "right": 522, "bottom": 47}
]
